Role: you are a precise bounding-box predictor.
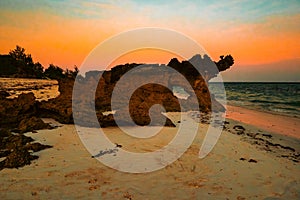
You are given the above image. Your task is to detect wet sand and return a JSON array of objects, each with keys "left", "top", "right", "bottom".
[
  {"left": 226, "top": 105, "right": 300, "bottom": 139},
  {"left": 0, "top": 78, "right": 59, "bottom": 101}
]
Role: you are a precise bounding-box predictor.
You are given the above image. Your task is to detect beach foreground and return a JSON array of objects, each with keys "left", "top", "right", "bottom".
[{"left": 0, "top": 113, "right": 299, "bottom": 199}]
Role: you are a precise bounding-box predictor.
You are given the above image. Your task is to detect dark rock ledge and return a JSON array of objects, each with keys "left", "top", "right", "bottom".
[{"left": 0, "top": 93, "right": 53, "bottom": 170}]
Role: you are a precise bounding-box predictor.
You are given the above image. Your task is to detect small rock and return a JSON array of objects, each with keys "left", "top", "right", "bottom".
[
  {"left": 233, "top": 125, "right": 246, "bottom": 135},
  {"left": 248, "top": 159, "right": 257, "bottom": 163},
  {"left": 18, "top": 116, "right": 52, "bottom": 133},
  {"left": 246, "top": 132, "right": 258, "bottom": 138},
  {"left": 24, "top": 143, "right": 52, "bottom": 152},
  {"left": 115, "top": 143, "right": 122, "bottom": 148},
  {"left": 0, "top": 148, "right": 38, "bottom": 170},
  {"left": 262, "top": 133, "right": 272, "bottom": 138},
  {"left": 233, "top": 125, "right": 245, "bottom": 131}
]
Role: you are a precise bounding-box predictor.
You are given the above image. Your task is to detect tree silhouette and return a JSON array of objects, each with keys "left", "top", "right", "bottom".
[
  {"left": 44, "top": 64, "right": 65, "bottom": 79},
  {"left": 1, "top": 45, "right": 80, "bottom": 79},
  {"left": 33, "top": 62, "right": 44, "bottom": 78},
  {"left": 9, "top": 45, "right": 33, "bottom": 66},
  {"left": 71, "top": 65, "right": 79, "bottom": 78}
]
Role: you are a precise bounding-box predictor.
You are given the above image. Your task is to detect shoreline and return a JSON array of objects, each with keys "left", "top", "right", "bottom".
[
  {"left": 226, "top": 102, "right": 300, "bottom": 119},
  {"left": 225, "top": 105, "right": 300, "bottom": 139}
]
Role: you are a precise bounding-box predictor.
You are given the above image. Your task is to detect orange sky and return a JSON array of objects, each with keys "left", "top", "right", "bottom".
[
  {"left": 108, "top": 49, "right": 184, "bottom": 68},
  {"left": 0, "top": 1, "right": 299, "bottom": 81}
]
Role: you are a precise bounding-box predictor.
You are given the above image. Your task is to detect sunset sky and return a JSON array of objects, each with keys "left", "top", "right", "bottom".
[{"left": 0, "top": 0, "right": 299, "bottom": 81}]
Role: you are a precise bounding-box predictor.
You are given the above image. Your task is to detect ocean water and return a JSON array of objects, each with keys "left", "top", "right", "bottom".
[{"left": 209, "top": 82, "right": 300, "bottom": 118}]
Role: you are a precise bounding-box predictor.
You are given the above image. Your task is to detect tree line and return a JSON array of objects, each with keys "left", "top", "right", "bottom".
[{"left": 0, "top": 45, "right": 78, "bottom": 79}]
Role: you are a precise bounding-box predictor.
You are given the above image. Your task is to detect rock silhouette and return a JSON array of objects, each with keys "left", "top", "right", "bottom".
[
  {"left": 39, "top": 54, "right": 234, "bottom": 127},
  {"left": 0, "top": 54, "right": 234, "bottom": 129}
]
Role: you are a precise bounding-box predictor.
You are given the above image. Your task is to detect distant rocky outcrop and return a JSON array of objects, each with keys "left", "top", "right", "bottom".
[
  {"left": 0, "top": 54, "right": 234, "bottom": 129},
  {"left": 38, "top": 54, "right": 234, "bottom": 127}
]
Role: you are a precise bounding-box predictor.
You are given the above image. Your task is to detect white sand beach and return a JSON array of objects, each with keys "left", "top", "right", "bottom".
[{"left": 0, "top": 113, "right": 299, "bottom": 199}]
